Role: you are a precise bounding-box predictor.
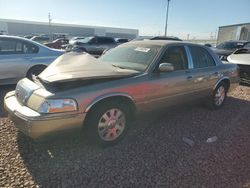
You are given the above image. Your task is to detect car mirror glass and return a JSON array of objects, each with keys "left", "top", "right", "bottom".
[{"left": 159, "top": 63, "right": 174, "bottom": 72}]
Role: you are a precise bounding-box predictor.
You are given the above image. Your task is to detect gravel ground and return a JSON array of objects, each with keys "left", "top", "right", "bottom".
[{"left": 0, "top": 85, "right": 250, "bottom": 187}]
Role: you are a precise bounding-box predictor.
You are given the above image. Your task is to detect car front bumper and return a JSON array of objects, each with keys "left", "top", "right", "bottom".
[{"left": 4, "top": 91, "right": 86, "bottom": 139}]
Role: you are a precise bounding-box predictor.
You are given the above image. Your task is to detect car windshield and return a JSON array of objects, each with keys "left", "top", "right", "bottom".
[
  {"left": 216, "top": 42, "right": 243, "bottom": 50},
  {"left": 99, "top": 45, "right": 160, "bottom": 72},
  {"left": 243, "top": 43, "right": 250, "bottom": 49}
]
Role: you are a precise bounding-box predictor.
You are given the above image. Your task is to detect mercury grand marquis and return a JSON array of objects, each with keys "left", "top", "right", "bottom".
[{"left": 4, "top": 40, "right": 239, "bottom": 146}]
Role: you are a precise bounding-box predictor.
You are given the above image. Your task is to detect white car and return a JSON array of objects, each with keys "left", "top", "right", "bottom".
[
  {"left": 227, "top": 48, "right": 250, "bottom": 84},
  {"left": 0, "top": 35, "right": 64, "bottom": 85}
]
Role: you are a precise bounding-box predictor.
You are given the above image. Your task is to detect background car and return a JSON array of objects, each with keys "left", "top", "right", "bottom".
[
  {"left": 227, "top": 48, "right": 250, "bottom": 84},
  {"left": 31, "top": 35, "right": 50, "bottom": 44},
  {"left": 0, "top": 35, "right": 64, "bottom": 85},
  {"left": 67, "top": 36, "right": 117, "bottom": 56},
  {"left": 44, "top": 38, "right": 69, "bottom": 49},
  {"left": 212, "top": 40, "right": 249, "bottom": 60}
]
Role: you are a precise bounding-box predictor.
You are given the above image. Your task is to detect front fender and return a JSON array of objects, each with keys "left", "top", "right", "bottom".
[{"left": 84, "top": 92, "right": 135, "bottom": 113}]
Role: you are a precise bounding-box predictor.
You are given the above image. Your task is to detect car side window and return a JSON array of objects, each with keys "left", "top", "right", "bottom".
[
  {"left": 23, "top": 42, "right": 39, "bottom": 54},
  {"left": 159, "top": 46, "right": 188, "bottom": 71},
  {"left": 97, "top": 37, "right": 114, "bottom": 44},
  {"left": 0, "top": 39, "right": 23, "bottom": 55},
  {"left": 189, "top": 46, "right": 215, "bottom": 68}
]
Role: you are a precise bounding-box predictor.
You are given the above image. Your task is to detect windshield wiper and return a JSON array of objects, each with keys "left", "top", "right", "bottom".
[{"left": 112, "top": 64, "right": 126, "bottom": 69}]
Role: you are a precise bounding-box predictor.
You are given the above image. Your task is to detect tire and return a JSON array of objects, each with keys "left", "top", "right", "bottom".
[
  {"left": 208, "top": 82, "right": 227, "bottom": 110},
  {"left": 85, "top": 101, "right": 132, "bottom": 146},
  {"left": 27, "top": 66, "right": 46, "bottom": 80}
]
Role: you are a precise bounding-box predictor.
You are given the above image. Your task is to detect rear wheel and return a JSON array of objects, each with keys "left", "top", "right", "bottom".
[
  {"left": 85, "top": 101, "right": 131, "bottom": 146},
  {"left": 27, "top": 65, "right": 47, "bottom": 80}
]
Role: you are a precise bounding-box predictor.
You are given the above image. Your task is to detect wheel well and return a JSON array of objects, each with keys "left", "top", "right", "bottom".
[
  {"left": 26, "top": 64, "right": 47, "bottom": 76},
  {"left": 84, "top": 96, "right": 136, "bottom": 126},
  {"left": 220, "top": 79, "right": 230, "bottom": 92}
]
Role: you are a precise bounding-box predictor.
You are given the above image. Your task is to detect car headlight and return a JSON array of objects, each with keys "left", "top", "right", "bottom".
[{"left": 39, "top": 99, "right": 78, "bottom": 113}]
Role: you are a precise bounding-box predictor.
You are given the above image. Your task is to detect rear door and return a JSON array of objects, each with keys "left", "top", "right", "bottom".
[
  {"left": 0, "top": 38, "right": 38, "bottom": 84},
  {"left": 187, "top": 45, "right": 220, "bottom": 96}
]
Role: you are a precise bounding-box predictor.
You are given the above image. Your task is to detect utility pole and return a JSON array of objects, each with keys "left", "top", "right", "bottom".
[
  {"left": 48, "top": 13, "right": 52, "bottom": 40},
  {"left": 164, "top": 0, "right": 171, "bottom": 37}
]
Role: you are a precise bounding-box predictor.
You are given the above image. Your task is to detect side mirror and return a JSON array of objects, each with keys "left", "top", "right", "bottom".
[{"left": 158, "top": 63, "right": 174, "bottom": 72}]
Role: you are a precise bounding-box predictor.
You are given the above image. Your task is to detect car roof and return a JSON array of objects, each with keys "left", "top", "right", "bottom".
[
  {"left": 0, "top": 35, "right": 50, "bottom": 49},
  {"left": 122, "top": 40, "right": 197, "bottom": 47},
  {"left": 0, "top": 35, "right": 33, "bottom": 41}
]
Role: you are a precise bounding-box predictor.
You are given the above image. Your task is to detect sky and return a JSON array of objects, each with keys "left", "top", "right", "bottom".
[{"left": 0, "top": 0, "right": 250, "bottom": 39}]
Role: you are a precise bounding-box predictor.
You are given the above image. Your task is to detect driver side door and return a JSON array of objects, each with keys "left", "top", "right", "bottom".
[{"left": 144, "top": 45, "right": 195, "bottom": 110}]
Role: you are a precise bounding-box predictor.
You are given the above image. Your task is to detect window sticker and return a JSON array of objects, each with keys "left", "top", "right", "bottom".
[{"left": 134, "top": 47, "right": 150, "bottom": 53}]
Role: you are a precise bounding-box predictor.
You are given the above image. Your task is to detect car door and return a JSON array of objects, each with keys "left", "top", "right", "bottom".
[
  {"left": 187, "top": 45, "right": 220, "bottom": 96},
  {"left": 0, "top": 38, "right": 38, "bottom": 84},
  {"left": 144, "top": 45, "right": 194, "bottom": 110}
]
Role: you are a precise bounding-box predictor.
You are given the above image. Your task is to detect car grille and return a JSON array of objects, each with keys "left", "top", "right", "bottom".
[{"left": 15, "top": 78, "right": 39, "bottom": 105}]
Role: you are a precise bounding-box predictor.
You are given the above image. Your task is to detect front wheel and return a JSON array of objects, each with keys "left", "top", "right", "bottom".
[
  {"left": 85, "top": 101, "right": 131, "bottom": 146},
  {"left": 208, "top": 82, "right": 227, "bottom": 109}
]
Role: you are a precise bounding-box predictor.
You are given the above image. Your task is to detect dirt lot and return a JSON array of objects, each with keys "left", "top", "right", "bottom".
[{"left": 0, "top": 85, "right": 249, "bottom": 187}]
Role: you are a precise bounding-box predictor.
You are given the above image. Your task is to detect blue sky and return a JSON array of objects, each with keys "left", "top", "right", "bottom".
[{"left": 0, "top": 0, "right": 249, "bottom": 39}]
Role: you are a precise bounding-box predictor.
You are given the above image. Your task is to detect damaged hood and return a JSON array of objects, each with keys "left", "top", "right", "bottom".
[{"left": 39, "top": 52, "right": 140, "bottom": 83}]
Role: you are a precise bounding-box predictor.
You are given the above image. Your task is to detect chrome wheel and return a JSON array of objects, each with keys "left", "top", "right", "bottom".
[
  {"left": 97, "top": 108, "right": 126, "bottom": 141},
  {"left": 214, "top": 86, "right": 225, "bottom": 106}
]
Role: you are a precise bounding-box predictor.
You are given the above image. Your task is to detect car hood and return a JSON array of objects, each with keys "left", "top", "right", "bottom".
[
  {"left": 227, "top": 53, "right": 250, "bottom": 65},
  {"left": 38, "top": 52, "right": 140, "bottom": 83}
]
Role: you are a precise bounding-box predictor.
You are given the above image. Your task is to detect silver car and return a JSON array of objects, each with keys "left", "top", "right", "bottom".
[
  {"left": 0, "top": 35, "right": 64, "bottom": 85},
  {"left": 66, "top": 36, "right": 117, "bottom": 56},
  {"left": 4, "top": 40, "right": 239, "bottom": 146}
]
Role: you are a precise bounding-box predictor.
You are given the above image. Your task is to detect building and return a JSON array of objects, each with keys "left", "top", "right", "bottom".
[
  {"left": 217, "top": 23, "right": 250, "bottom": 44},
  {"left": 0, "top": 18, "right": 139, "bottom": 39}
]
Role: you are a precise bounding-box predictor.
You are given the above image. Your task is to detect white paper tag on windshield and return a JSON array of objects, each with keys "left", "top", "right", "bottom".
[{"left": 134, "top": 47, "right": 150, "bottom": 53}]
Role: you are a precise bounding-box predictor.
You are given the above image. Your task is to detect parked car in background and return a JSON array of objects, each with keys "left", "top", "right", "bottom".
[
  {"left": 67, "top": 36, "right": 117, "bottom": 56},
  {"left": 227, "top": 48, "right": 250, "bottom": 84},
  {"left": 212, "top": 40, "right": 248, "bottom": 60},
  {"left": 44, "top": 38, "right": 69, "bottom": 49},
  {"left": 31, "top": 35, "right": 50, "bottom": 44},
  {"left": 4, "top": 40, "right": 239, "bottom": 146},
  {"left": 0, "top": 35, "right": 64, "bottom": 85}
]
